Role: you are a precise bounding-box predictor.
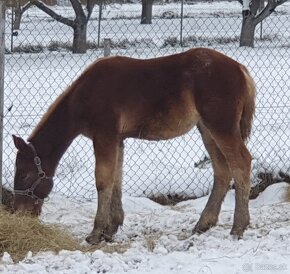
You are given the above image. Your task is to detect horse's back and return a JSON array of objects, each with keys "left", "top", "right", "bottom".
[{"left": 71, "top": 48, "right": 251, "bottom": 140}]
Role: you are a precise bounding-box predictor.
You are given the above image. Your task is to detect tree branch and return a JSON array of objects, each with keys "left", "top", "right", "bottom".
[
  {"left": 30, "top": 0, "right": 74, "bottom": 27},
  {"left": 22, "top": 2, "right": 32, "bottom": 14},
  {"left": 86, "top": 0, "right": 97, "bottom": 21},
  {"left": 70, "top": 0, "right": 86, "bottom": 18},
  {"left": 254, "top": 0, "right": 288, "bottom": 25}
]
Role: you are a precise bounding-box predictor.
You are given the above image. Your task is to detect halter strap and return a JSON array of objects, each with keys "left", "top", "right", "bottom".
[
  {"left": 14, "top": 143, "right": 52, "bottom": 204},
  {"left": 29, "top": 143, "right": 46, "bottom": 178}
]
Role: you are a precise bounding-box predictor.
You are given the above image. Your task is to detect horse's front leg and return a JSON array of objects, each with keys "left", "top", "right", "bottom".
[{"left": 86, "top": 136, "right": 124, "bottom": 244}]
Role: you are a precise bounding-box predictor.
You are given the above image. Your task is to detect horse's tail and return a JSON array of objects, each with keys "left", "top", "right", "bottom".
[{"left": 240, "top": 66, "right": 256, "bottom": 142}]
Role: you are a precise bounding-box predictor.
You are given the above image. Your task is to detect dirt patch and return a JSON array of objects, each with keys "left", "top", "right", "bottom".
[
  {"left": 249, "top": 171, "right": 290, "bottom": 199},
  {"left": 149, "top": 193, "right": 199, "bottom": 206},
  {"left": 149, "top": 172, "right": 290, "bottom": 205}
]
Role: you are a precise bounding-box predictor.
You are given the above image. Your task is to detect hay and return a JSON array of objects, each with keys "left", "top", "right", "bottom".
[
  {"left": 0, "top": 206, "right": 82, "bottom": 262},
  {"left": 0, "top": 187, "right": 130, "bottom": 261}
]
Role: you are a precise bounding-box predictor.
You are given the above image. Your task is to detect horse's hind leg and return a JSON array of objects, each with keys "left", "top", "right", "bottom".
[
  {"left": 193, "top": 123, "right": 231, "bottom": 234},
  {"left": 210, "top": 131, "right": 252, "bottom": 238},
  {"left": 86, "top": 135, "right": 124, "bottom": 244}
]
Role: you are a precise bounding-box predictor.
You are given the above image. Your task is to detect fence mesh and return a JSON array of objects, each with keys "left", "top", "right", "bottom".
[{"left": 3, "top": 1, "right": 290, "bottom": 201}]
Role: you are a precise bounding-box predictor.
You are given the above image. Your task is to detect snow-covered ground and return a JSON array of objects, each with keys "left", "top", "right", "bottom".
[
  {"left": 5, "top": 2, "right": 290, "bottom": 50},
  {"left": 1, "top": 183, "right": 290, "bottom": 273}
]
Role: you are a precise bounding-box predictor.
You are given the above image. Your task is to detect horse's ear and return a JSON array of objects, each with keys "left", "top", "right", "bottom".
[{"left": 12, "top": 135, "right": 29, "bottom": 152}]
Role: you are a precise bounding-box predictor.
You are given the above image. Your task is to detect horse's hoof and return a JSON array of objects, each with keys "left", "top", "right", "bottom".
[
  {"left": 86, "top": 230, "right": 114, "bottom": 244},
  {"left": 193, "top": 221, "right": 214, "bottom": 235},
  {"left": 85, "top": 233, "right": 102, "bottom": 245},
  {"left": 192, "top": 225, "right": 203, "bottom": 235},
  {"left": 230, "top": 227, "right": 245, "bottom": 240},
  {"left": 230, "top": 218, "right": 249, "bottom": 239}
]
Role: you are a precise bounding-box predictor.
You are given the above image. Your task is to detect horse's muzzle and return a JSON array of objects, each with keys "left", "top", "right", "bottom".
[{"left": 13, "top": 196, "right": 42, "bottom": 217}]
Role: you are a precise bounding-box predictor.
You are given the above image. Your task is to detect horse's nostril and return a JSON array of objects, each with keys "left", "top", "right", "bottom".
[
  {"left": 14, "top": 202, "right": 32, "bottom": 213},
  {"left": 16, "top": 206, "right": 29, "bottom": 214}
]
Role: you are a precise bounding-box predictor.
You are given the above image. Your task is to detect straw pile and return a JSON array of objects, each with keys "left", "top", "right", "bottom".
[
  {"left": 0, "top": 187, "right": 130, "bottom": 262},
  {"left": 0, "top": 206, "right": 83, "bottom": 262}
]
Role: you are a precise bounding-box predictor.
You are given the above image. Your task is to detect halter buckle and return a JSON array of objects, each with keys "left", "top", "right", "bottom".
[
  {"left": 34, "top": 156, "right": 41, "bottom": 166},
  {"left": 38, "top": 171, "right": 46, "bottom": 178}
]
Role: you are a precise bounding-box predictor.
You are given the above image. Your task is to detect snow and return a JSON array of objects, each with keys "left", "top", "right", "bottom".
[
  {"left": 242, "top": 0, "right": 250, "bottom": 11},
  {"left": 1, "top": 183, "right": 290, "bottom": 273},
  {"left": 4, "top": 2, "right": 290, "bottom": 50}
]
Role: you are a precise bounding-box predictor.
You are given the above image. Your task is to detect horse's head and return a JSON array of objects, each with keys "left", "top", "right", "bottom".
[{"left": 12, "top": 135, "right": 53, "bottom": 216}]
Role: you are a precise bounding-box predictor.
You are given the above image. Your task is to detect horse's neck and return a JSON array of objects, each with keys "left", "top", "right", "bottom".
[{"left": 29, "top": 98, "right": 78, "bottom": 176}]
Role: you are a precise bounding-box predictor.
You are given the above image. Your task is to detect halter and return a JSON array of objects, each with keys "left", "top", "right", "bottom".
[{"left": 14, "top": 143, "right": 52, "bottom": 204}]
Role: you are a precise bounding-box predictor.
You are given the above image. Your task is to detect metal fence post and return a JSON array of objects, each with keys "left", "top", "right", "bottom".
[
  {"left": 97, "top": 0, "right": 103, "bottom": 47},
  {"left": 0, "top": 0, "right": 6, "bottom": 204},
  {"left": 11, "top": 6, "right": 14, "bottom": 52},
  {"left": 180, "top": 0, "right": 184, "bottom": 46}
]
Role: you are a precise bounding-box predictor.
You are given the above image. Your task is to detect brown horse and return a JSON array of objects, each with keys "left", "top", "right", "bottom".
[{"left": 12, "top": 48, "right": 255, "bottom": 244}]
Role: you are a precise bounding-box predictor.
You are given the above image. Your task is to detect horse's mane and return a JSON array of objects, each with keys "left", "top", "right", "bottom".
[
  {"left": 28, "top": 56, "right": 114, "bottom": 141},
  {"left": 27, "top": 56, "right": 114, "bottom": 141},
  {"left": 28, "top": 82, "right": 76, "bottom": 141}
]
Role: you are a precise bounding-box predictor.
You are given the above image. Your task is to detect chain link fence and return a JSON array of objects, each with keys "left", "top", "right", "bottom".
[{"left": 2, "top": 1, "right": 290, "bottom": 201}]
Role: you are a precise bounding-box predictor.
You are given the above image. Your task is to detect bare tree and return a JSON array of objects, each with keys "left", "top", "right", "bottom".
[
  {"left": 239, "top": 0, "right": 288, "bottom": 47},
  {"left": 141, "top": 0, "right": 154, "bottom": 24},
  {"left": 30, "top": 0, "right": 97, "bottom": 53},
  {"left": 5, "top": 0, "right": 32, "bottom": 30},
  {"left": 13, "top": 1, "right": 32, "bottom": 30}
]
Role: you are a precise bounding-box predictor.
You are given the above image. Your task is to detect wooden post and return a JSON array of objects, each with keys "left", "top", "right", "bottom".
[
  {"left": 104, "top": 38, "right": 111, "bottom": 57},
  {"left": 0, "top": 0, "right": 6, "bottom": 204}
]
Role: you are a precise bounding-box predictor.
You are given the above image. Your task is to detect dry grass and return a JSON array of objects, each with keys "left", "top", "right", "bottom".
[
  {"left": 144, "top": 235, "right": 157, "bottom": 252},
  {"left": 0, "top": 206, "right": 82, "bottom": 262},
  {"left": 0, "top": 203, "right": 131, "bottom": 262}
]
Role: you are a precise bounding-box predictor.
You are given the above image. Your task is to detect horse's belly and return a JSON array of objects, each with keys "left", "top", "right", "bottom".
[
  {"left": 140, "top": 98, "right": 200, "bottom": 140},
  {"left": 121, "top": 89, "right": 200, "bottom": 140},
  {"left": 144, "top": 111, "right": 199, "bottom": 140}
]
